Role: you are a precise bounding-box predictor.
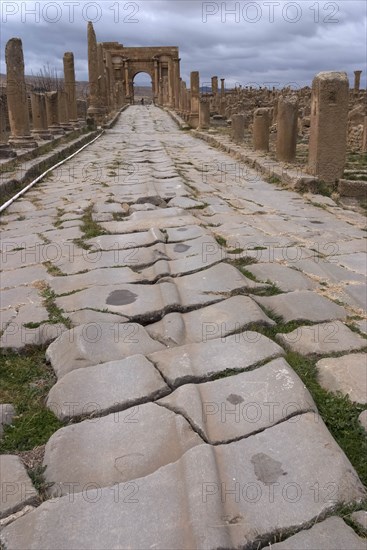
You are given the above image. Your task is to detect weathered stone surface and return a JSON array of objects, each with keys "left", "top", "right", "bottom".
[
  {"left": 0, "top": 455, "right": 38, "bottom": 519},
  {"left": 159, "top": 357, "right": 316, "bottom": 443},
  {"left": 284, "top": 259, "right": 365, "bottom": 283},
  {"left": 271, "top": 517, "right": 366, "bottom": 549},
  {"left": 50, "top": 267, "right": 141, "bottom": 295},
  {"left": 3, "top": 413, "right": 365, "bottom": 549},
  {"left": 86, "top": 228, "right": 165, "bottom": 250},
  {"left": 0, "top": 505, "right": 35, "bottom": 528},
  {"left": 43, "top": 402, "right": 202, "bottom": 497},
  {"left": 0, "top": 404, "right": 15, "bottom": 438},
  {"left": 0, "top": 265, "right": 51, "bottom": 290},
  {"left": 316, "top": 354, "right": 367, "bottom": 404},
  {"left": 1, "top": 323, "right": 67, "bottom": 350},
  {"left": 168, "top": 196, "right": 204, "bottom": 209},
  {"left": 165, "top": 225, "right": 207, "bottom": 241},
  {"left": 247, "top": 263, "right": 317, "bottom": 292},
  {"left": 47, "top": 355, "right": 169, "bottom": 420},
  {"left": 101, "top": 208, "right": 199, "bottom": 233},
  {"left": 350, "top": 510, "right": 367, "bottom": 531},
  {"left": 55, "top": 264, "right": 262, "bottom": 320},
  {"left": 254, "top": 290, "right": 347, "bottom": 323},
  {"left": 149, "top": 332, "right": 283, "bottom": 386},
  {"left": 68, "top": 310, "right": 128, "bottom": 327},
  {"left": 330, "top": 253, "right": 367, "bottom": 275},
  {"left": 277, "top": 321, "right": 367, "bottom": 355},
  {"left": 146, "top": 296, "right": 274, "bottom": 346}
]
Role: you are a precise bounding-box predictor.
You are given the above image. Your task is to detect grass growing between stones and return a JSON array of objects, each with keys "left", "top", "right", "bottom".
[{"left": 0, "top": 346, "right": 62, "bottom": 454}]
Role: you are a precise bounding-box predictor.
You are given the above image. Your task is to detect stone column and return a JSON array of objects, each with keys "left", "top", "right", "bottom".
[
  {"left": 189, "top": 71, "right": 200, "bottom": 128},
  {"left": 231, "top": 114, "right": 245, "bottom": 143},
  {"left": 354, "top": 70, "right": 362, "bottom": 92},
  {"left": 0, "top": 94, "right": 16, "bottom": 157},
  {"left": 211, "top": 76, "right": 219, "bottom": 113},
  {"left": 63, "top": 52, "right": 78, "bottom": 125},
  {"left": 97, "top": 43, "right": 108, "bottom": 115},
  {"left": 253, "top": 108, "right": 270, "bottom": 151},
  {"left": 308, "top": 71, "right": 349, "bottom": 184},
  {"left": 153, "top": 60, "right": 159, "bottom": 104},
  {"left": 362, "top": 116, "right": 367, "bottom": 153},
  {"left": 45, "top": 91, "right": 64, "bottom": 135},
  {"left": 31, "top": 93, "right": 53, "bottom": 140},
  {"left": 199, "top": 98, "right": 210, "bottom": 129},
  {"left": 87, "top": 22, "right": 103, "bottom": 123},
  {"left": 173, "top": 58, "right": 180, "bottom": 110},
  {"left": 276, "top": 95, "right": 298, "bottom": 162},
  {"left": 220, "top": 78, "right": 225, "bottom": 97},
  {"left": 58, "top": 90, "right": 73, "bottom": 130},
  {"left": 5, "top": 38, "right": 37, "bottom": 148}
]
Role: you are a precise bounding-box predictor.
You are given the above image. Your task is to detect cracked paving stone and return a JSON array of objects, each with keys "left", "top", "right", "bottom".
[
  {"left": 55, "top": 263, "right": 262, "bottom": 319},
  {"left": 42, "top": 402, "right": 203, "bottom": 498},
  {"left": 101, "top": 208, "right": 199, "bottom": 233},
  {"left": 46, "top": 322, "right": 165, "bottom": 379},
  {"left": 86, "top": 228, "right": 165, "bottom": 250},
  {"left": 148, "top": 332, "right": 283, "bottom": 387},
  {"left": 0, "top": 287, "right": 42, "bottom": 310},
  {"left": 253, "top": 290, "right": 347, "bottom": 323},
  {"left": 53, "top": 243, "right": 168, "bottom": 275},
  {"left": 165, "top": 225, "right": 208, "bottom": 242},
  {"left": 68, "top": 310, "right": 129, "bottom": 327},
  {"left": 47, "top": 354, "right": 169, "bottom": 421},
  {"left": 328, "top": 253, "right": 367, "bottom": 275},
  {"left": 246, "top": 263, "right": 317, "bottom": 292},
  {"left": 316, "top": 353, "right": 367, "bottom": 404},
  {"left": 3, "top": 413, "right": 365, "bottom": 550},
  {"left": 277, "top": 321, "right": 367, "bottom": 356},
  {"left": 50, "top": 267, "right": 142, "bottom": 295},
  {"left": 146, "top": 295, "right": 274, "bottom": 347},
  {"left": 0, "top": 456, "right": 38, "bottom": 519},
  {"left": 158, "top": 357, "right": 316, "bottom": 443},
  {"left": 0, "top": 265, "right": 51, "bottom": 290},
  {"left": 270, "top": 516, "right": 366, "bottom": 549},
  {"left": 291, "top": 259, "right": 366, "bottom": 283}
]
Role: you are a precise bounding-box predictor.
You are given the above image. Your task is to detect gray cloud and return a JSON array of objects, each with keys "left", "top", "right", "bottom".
[{"left": 0, "top": 0, "right": 366, "bottom": 88}]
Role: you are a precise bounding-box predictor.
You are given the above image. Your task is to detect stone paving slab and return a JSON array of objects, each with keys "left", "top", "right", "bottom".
[
  {"left": 50, "top": 267, "right": 142, "bottom": 295},
  {"left": 0, "top": 265, "right": 52, "bottom": 290},
  {"left": 55, "top": 264, "right": 262, "bottom": 320},
  {"left": 0, "top": 287, "right": 42, "bottom": 310},
  {"left": 146, "top": 296, "right": 274, "bottom": 347},
  {"left": 3, "top": 413, "right": 365, "bottom": 549},
  {"left": 292, "top": 259, "right": 366, "bottom": 283},
  {"left": 54, "top": 243, "right": 168, "bottom": 275},
  {"left": 47, "top": 354, "right": 169, "bottom": 421},
  {"left": 270, "top": 516, "right": 367, "bottom": 549},
  {"left": 350, "top": 510, "right": 367, "bottom": 531},
  {"left": 148, "top": 332, "right": 283, "bottom": 387},
  {"left": 165, "top": 225, "right": 207, "bottom": 242},
  {"left": 253, "top": 290, "right": 347, "bottom": 323},
  {"left": 86, "top": 228, "right": 165, "bottom": 250},
  {"left": 68, "top": 310, "right": 128, "bottom": 327},
  {"left": 316, "top": 353, "right": 367, "bottom": 404},
  {"left": 329, "top": 253, "right": 367, "bottom": 275},
  {"left": 277, "top": 321, "right": 367, "bottom": 356},
  {"left": 42, "top": 402, "right": 203, "bottom": 497},
  {"left": 0, "top": 455, "right": 38, "bottom": 519},
  {"left": 246, "top": 263, "right": 317, "bottom": 292},
  {"left": 101, "top": 208, "right": 199, "bottom": 233},
  {"left": 46, "top": 323, "right": 165, "bottom": 379},
  {"left": 158, "top": 357, "right": 316, "bottom": 443},
  {"left": 0, "top": 323, "right": 67, "bottom": 351}
]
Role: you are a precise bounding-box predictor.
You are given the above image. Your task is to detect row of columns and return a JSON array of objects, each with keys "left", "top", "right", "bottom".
[{"left": 1, "top": 37, "right": 86, "bottom": 158}]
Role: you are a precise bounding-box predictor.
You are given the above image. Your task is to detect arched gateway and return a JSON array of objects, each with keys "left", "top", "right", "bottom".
[{"left": 87, "top": 22, "right": 181, "bottom": 121}]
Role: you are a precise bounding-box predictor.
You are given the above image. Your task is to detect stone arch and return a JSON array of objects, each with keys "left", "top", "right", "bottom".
[{"left": 131, "top": 71, "right": 154, "bottom": 104}]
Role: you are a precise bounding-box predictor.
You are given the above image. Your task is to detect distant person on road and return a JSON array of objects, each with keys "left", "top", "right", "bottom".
[{"left": 141, "top": 97, "right": 144, "bottom": 105}]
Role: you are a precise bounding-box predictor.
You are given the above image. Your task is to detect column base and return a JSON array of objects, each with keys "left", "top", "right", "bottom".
[
  {"left": 31, "top": 130, "right": 54, "bottom": 141},
  {"left": 188, "top": 114, "right": 199, "bottom": 128},
  {"left": 8, "top": 135, "right": 38, "bottom": 149},
  {"left": 49, "top": 126, "right": 65, "bottom": 136}
]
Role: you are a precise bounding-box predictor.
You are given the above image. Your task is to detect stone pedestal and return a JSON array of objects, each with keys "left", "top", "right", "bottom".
[
  {"left": 354, "top": 70, "right": 362, "bottom": 92},
  {"left": 58, "top": 91, "right": 73, "bottom": 131},
  {"left": 5, "top": 38, "right": 37, "bottom": 149},
  {"left": 188, "top": 71, "right": 200, "bottom": 128},
  {"left": 231, "top": 114, "right": 245, "bottom": 144},
  {"left": 308, "top": 71, "right": 349, "bottom": 184},
  {"left": 45, "top": 92, "right": 65, "bottom": 135},
  {"left": 31, "top": 93, "right": 53, "bottom": 140},
  {"left": 199, "top": 99, "right": 210, "bottom": 129},
  {"left": 276, "top": 95, "right": 298, "bottom": 162},
  {"left": 253, "top": 108, "right": 270, "bottom": 151},
  {"left": 63, "top": 52, "right": 78, "bottom": 125}
]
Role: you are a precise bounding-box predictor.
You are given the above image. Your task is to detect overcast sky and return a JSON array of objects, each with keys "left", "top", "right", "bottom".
[{"left": 1, "top": 0, "right": 366, "bottom": 89}]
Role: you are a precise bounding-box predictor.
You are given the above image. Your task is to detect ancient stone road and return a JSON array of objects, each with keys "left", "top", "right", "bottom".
[{"left": 1, "top": 106, "right": 366, "bottom": 548}]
